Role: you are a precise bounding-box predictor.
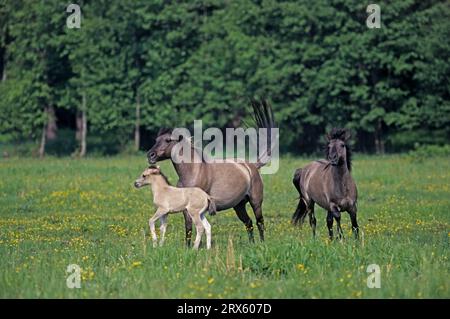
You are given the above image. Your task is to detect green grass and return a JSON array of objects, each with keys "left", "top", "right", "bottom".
[{"left": 0, "top": 155, "right": 449, "bottom": 298}]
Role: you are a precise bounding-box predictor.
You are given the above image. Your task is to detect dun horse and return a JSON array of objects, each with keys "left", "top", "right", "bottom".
[
  {"left": 292, "top": 128, "right": 359, "bottom": 239},
  {"left": 147, "top": 100, "right": 276, "bottom": 245},
  {"left": 134, "top": 166, "right": 214, "bottom": 249}
]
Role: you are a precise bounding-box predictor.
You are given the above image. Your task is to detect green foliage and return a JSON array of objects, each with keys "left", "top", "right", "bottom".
[
  {"left": 408, "top": 144, "right": 450, "bottom": 162},
  {"left": 0, "top": 0, "right": 449, "bottom": 154}
]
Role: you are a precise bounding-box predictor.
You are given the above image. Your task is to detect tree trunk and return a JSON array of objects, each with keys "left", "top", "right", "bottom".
[
  {"left": 39, "top": 121, "right": 46, "bottom": 158},
  {"left": 45, "top": 105, "right": 57, "bottom": 140},
  {"left": 39, "top": 106, "right": 56, "bottom": 158},
  {"left": 1, "top": 25, "right": 8, "bottom": 82},
  {"left": 80, "top": 92, "right": 87, "bottom": 157},
  {"left": 76, "top": 110, "right": 82, "bottom": 141},
  {"left": 374, "top": 119, "right": 385, "bottom": 154},
  {"left": 134, "top": 92, "right": 140, "bottom": 151},
  {"left": 1, "top": 52, "right": 6, "bottom": 82}
]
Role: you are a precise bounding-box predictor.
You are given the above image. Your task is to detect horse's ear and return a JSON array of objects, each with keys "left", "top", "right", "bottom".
[
  {"left": 325, "top": 133, "right": 332, "bottom": 142},
  {"left": 169, "top": 134, "right": 183, "bottom": 142}
]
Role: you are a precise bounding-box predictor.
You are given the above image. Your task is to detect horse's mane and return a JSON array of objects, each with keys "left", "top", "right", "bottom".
[
  {"left": 325, "top": 128, "right": 352, "bottom": 171},
  {"left": 158, "top": 171, "right": 171, "bottom": 185},
  {"left": 157, "top": 128, "right": 173, "bottom": 136},
  {"left": 148, "top": 165, "right": 172, "bottom": 185}
]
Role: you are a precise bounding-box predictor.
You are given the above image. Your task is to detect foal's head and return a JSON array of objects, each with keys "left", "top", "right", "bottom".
[
  {"left": 147, "top": 128, "right": 182, "bottom": 164},
  {"left": 134, "top": 166, "right": 161, "bottom": 188},
  {"left": 325, "top": 128, "right": 352, "bottom": 170}
]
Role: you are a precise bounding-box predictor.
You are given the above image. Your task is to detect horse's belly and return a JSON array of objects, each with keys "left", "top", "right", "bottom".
[
  {"left": 214, "top": 193, "right": 247, "bottom": 211},
  {"left": 312, "top": 196, "right": 332, "bottom": 212}
]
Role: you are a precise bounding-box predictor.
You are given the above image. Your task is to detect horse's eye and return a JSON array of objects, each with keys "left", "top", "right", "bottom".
[
  {"left": 165, "top": 138, "right": 171, "bottom": 143},
  {"left": 341, "top": 144, "right": 345, "bottom": 148}
]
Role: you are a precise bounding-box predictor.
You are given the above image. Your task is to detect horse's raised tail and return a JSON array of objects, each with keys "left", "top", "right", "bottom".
[
  {"left": 207, "top": 197, "right": 216, "bottom": 216},
  {"left": 250, "top": 99, "right": 277, "bottom": 169}
]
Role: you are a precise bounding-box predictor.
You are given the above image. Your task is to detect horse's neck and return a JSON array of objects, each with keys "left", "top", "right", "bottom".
[
  {"left": 150, "top": 176, "right": 170, "bottom": 202},
  {"left": 330, "top": 164, "right": 350, "bottom": 196},
  {"left": 171, "top": 144, "right": 205, "bottom": 184}
]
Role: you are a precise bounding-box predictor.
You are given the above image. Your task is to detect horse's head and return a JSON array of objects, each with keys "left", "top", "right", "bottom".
[
  {"left": 134, "top": 166, "right": 161, "bottom": 188},
  {"left": 325, "top": 128, "right": 352, "bottom": 170},
  {"left": 147, "top": 128, "right": 182, "bottom": 164}
]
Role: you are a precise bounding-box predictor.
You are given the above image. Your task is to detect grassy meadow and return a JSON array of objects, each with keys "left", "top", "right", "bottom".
[{"left": 0, "top": 155, "right": 449, "bottom": 298}]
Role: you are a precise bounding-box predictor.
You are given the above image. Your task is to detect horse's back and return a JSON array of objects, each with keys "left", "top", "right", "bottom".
[
  {"left": 293, "top": 160, "right": 330, "bottom": 204},
  {"left": 204, "top": 160, "right": 262, "bottom": 210}
]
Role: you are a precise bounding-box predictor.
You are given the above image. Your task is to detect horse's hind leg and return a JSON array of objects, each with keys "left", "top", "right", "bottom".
[
  {"left": 308, "top": 205, "right": 317, "bottom": 238},
  {"left": 233, "top": 199, "right": 254, "bottom": 243},
  {"left": 249, "top": 198, "right": 264, "bottom": 242}
]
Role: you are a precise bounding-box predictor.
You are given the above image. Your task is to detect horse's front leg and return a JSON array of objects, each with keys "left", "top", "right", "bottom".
[
  {"left": 326, "top": 211, "right": 334, "bottom": 240},
  {"left": 149, "top": 209, "right": 166, "bottom": 248},
  {"left": 183, "top": 210, "right": 193, "bottom": 247},
  {"left": 335, "top": 214, "right": 344, "bottom": 240},
  {"left": 329, "top": 203, "right": 343, "bottom": 240},
  {"left": 348, "top": 206, "right": 359, "bottom": 239},
  {"left": 178, "top": 181, "right": 193, "bottom": 247}
]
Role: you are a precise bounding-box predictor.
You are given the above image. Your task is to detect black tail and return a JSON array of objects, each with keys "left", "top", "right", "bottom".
[
  {"left": 250, "top": 99, "right": 276, "bottom": 169},
  {"left": 293, "top": 168, "right": 302, "bottom": 194},
  {"left": 208, "top": 197, "right": 216, "bottom": 216},
  {"left": 292, "top": 169, "right": 306, "bottom": 225}
]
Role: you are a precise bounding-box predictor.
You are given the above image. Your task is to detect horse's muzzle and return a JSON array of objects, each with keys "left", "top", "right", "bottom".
[{"left": 147, "top": 151, "right": 157, "bottom": 164}]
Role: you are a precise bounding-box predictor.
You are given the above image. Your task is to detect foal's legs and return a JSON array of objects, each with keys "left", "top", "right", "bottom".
[
  {"left": 159, "top": 215, "right": 168, "bottom": 246},
  {"left": 149, "top": 209, "right": 167, "bottom": 248},
  {"left": 200, "top": 213, "right": 212, "bottom": 249},
  {"left": 190, "top": 212, "right": 205, "bottom": 250},
  {"left": 233, "top": 199, "right": 255, "bottom": 243}
]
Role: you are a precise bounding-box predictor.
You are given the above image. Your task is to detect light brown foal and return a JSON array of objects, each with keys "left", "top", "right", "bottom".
[{"left": 134, "top": 166, "right": 213, "bottom": 249}]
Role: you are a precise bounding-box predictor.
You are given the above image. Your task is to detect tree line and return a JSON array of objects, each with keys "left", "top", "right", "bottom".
[{"left": 0, "top": 0, "right": 449, "bottom": 156}]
